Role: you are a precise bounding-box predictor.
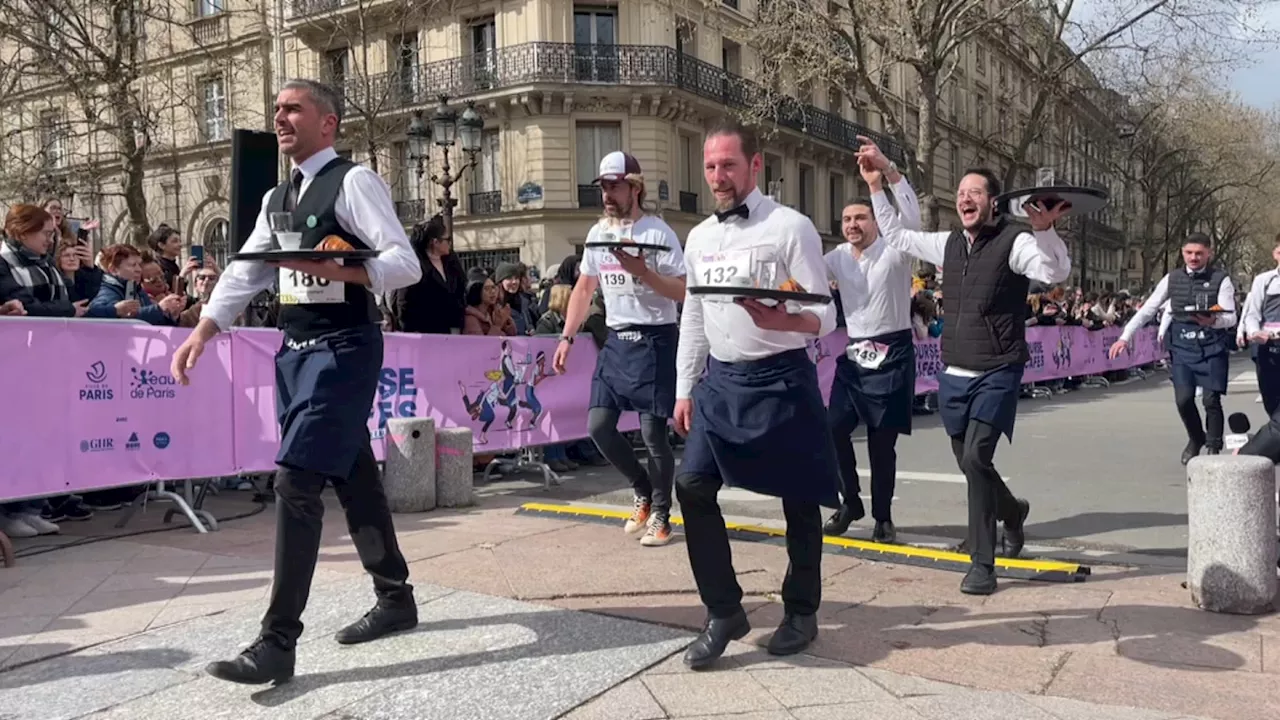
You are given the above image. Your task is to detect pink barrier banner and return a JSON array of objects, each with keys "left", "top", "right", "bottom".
[
  {"left": 0, "top": 318, "right": 1162, "bottom": 501},
  {"left": 230, "top": 330, "right": 633, "bottom": 470},
  {"left": 0, "top": 319, "right": 237, "bottom": 502},
  {"left": 813, "top": 325, "right": 1163, "bottom": 401}
]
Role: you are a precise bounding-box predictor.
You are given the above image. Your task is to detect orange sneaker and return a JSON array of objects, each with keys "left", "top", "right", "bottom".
[
  {"left": 640, "top": 511, "right": 672, "bottom": 547},
  {"left": 624, "top": 496, "right": 651, "bottom": 534}
]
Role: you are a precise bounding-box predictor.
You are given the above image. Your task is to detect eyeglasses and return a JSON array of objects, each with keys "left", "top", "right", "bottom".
[{"left": 196, "top": 274, "right": 217, "bottom": 281}]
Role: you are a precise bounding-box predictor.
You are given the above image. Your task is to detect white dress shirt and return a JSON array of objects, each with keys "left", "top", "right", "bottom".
[
  {"left": 676, "top": 188, "right": 836, "bottom": 399},
  {"left": 825, "top": 177, "right": 923, "bottom": 339},
  {"left": 201, "top": 146, "right": 422, "bottom": 332},
  {"left": 1120, "top": 269, "right": 1237, "bottom": 344},
  {"left": 870, "top": 190, "right": 1071, "bottom": 375},
  {"left": 1241, "top": 269, "right": 1280, "bottom": 335},
  {"left": 578, "top": 215, "right": 686, "bottom": 329}
]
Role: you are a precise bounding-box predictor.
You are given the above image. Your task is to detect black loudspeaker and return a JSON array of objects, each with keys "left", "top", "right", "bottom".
[{"left": 229, "top": 129, "right": 279, "bottom": 254}]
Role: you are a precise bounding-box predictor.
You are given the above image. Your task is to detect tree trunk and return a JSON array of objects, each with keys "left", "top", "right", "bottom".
[{"left": 916, "top": 71, "right": 941, "bottom": 231}]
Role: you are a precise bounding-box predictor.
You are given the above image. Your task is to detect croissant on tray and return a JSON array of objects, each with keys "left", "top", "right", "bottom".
[
  {"left": 779, "top": 277, "right": 805, "bottom": 293},
  {"left": 318, "top": 235, "right": 354, "bottom": 252}
]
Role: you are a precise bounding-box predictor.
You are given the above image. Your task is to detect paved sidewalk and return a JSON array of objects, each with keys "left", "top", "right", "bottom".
[{"left": 0, "top": 490, "right": 1274, "bottom": 719}]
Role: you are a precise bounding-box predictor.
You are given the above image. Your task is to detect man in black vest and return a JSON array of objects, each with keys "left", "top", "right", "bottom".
[
  {"left": 861, "top": 148, "right": 1069, "bottom": 595},
  {"left": 1110, "top": 234, "right": 1237, "bottom": 463},
  {"left": 171, "top": 79, "right": 424, "bottom": 685},
  {"left": 1235, "top": 237, "right": 1280, "bottom": 415}
]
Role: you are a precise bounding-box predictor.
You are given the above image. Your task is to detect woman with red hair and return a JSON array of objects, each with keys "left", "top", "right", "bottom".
[
  {"left": 88, "top": 243, "right": 182, "bottom": 325},
  {"left": 0, "top": 204, "right": 88, "bottom": 317}
]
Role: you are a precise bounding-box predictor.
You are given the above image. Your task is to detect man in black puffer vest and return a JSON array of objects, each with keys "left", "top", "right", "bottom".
[
  {"left": 863, "top": 154, "right": 1069, "bottom": 596},
  {"left": 171, "top": 79, "right": 424, "bottom": 685},
  {"left": 1111, "top": 234, "right": 1237, "bottom": 464}
]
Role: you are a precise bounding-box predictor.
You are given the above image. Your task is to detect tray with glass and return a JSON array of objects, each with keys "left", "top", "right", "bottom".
[
  {"left": 229, "top": 211, "right": 380, "bottom": 262},
  {"left": 687, "top": 260, "right": 833, "bottom": 305}
]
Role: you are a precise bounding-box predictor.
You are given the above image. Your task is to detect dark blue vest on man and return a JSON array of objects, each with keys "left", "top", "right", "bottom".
[
  {"left": 935, "top": 218, "right": 1029, "bottom": 441},
  {"left": 1165, "top": 266, "right": 1230, "bottom": 394},
  {"left": 264, "top": 157, "right": 383, "bottom": 479},
  {"left": 1252, "top": 272, "right": 1280, "bottom": 416}
]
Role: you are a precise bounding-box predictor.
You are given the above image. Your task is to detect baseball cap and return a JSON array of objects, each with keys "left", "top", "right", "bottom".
[{"left": 593, "top": 151, "right": 642, "bottom": 183}]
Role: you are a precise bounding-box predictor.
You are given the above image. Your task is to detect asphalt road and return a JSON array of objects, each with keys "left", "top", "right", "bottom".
[{"left": 481, "top": 355, "right": 1272, "bottom": 564}]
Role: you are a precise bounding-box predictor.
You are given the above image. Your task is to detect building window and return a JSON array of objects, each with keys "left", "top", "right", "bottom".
[
  {"left": 392, "top": 32, "right": 420, "bottom": 100},
  {"left": 676, "top": 18, "right": 695, "bottom": 57},
  {"left": 38, "top": 110, "right": 65, "bottom": 169},
  {"left": 324, "top": 48, "right": 349, "bottom": 89},
  {"left": 396, "top": 142, "right": 424, "bottom": 213},
  {"left": 201, "top": 77, "right": 227, "bottom": 142},
  {"left": 197, "top": 0, "right": 223, "bottom": 17},
  {"left": 798, "top": 164, "right": 814, "bottom": 217},
  {"left": 950, "top": 142, "right": 962, "bottom": 187},
  {"left": 975, "top": 45, "right": 986, "bottom": 74},
  {"left": 828, "top": 173, "right": 844, "bottom": 235},
  {"left": 721, "top": 39, "right": 741, "bottom": 74},
  {"left": 764, "top": 154, "right": 783, "bottom": 200},
  {"left": 677, "top": 132, "right": 700, "bottom": 213},
  {"left": 469, "top": 16, "right": 497, "bottom": 89},
  {"left": 575, "top": 122, "right": 621, "bottom": 207},
  {"left": 573, "top": 8, "right": 617, "bottom": 82},
  {"left": 975, "top": 93, "right": 986, "bottom": 135},
  {"left": 203, "top": 218, "right": 230, "bottom": 268},
  {"left": 829, "top": 86, "right": 842, "bottom": 116}
]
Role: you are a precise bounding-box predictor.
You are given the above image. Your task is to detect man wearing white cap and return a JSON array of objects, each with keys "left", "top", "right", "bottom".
[{"left": 554, "top": 151, "right": 687, "bottom": 546}]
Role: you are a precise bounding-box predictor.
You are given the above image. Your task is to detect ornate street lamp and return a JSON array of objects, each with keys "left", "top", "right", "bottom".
[{"left": 422, "top": 95, "right": 483, "bottom": 238}]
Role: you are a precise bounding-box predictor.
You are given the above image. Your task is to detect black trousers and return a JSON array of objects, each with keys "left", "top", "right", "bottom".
[
  {"left": 675, "top": 473, "right": 822, "bottom": 619},
  {"left": 588, "top": 408, "right": 674, "bottom": 514},
  {"left": 261, "top": 434, "right": 413, "bottom": 648},
  {"left": 1257, "top": 348, "right": 1280, "bottom": 417},
  {"left": 950, "top": 420, "right": 1020, "bottom": 567},
  {"left": 829, "top": 421, "right": 899, "bottom": 523},
  {"left": 1173, "top": 383, "right": 1223, "bottom": 449}
]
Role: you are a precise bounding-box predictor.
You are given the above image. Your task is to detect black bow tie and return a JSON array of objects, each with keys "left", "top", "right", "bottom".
[{"left": 715, "top": 204, "right": 749, "bottom": 223}]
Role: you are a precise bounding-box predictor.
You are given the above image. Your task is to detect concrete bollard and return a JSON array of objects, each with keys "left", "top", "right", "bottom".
[
  {"left": 383, "top": 418, "right": 437, "bottom": 513},
  {"left": 1186, "top": 455, "right": 1278, "bottom": 614},
  {"left": 435, "top": 427, "right": 475, "bottom": 508}
]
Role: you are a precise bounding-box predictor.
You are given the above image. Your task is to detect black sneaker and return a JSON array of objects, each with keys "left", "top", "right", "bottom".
[{"left": 52, "top": 500, "right": 94, "bottom": 522}]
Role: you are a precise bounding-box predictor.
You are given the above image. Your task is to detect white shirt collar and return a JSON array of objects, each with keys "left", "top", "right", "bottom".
[{"left": 292, "top": 146, "right": 339, "bottom": 180}]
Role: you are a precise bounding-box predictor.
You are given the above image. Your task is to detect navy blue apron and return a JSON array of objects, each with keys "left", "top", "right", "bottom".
[
  {"left": 1166, "top": 322, "right": 1229, "bottom": 393},
  {"left": 828, "top": 329, "right": 916, "bottom": 435},
  {"left": 274, "top": 325, "right": 382, "bottom": 479},
  {"left": 1254, "top": 290, "right": 1280, "bottom": 411},
  {"left": 590, "top": 323, "right": 678, "bottom": 418},
  {"left": 681, "top": 348, "right": 840, "bottom": 509},
  {"left": 936, "top": 363, "right": 1024, "bottom": 441}
]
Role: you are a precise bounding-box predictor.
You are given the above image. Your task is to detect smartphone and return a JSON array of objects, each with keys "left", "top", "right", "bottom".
[{"left": 191, "top": 245, "right": 205, "bottom": 266}]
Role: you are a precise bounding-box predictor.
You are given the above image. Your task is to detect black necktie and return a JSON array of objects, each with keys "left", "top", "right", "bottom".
[
  {"left": 715, "top": 204, "right": 749, "bottom": 223},
  {"left": 284, "top": 169, "right": 303, "bottom": 212}
]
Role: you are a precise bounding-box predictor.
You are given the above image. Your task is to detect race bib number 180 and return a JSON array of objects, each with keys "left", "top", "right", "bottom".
[{"left": 279, "top": 265, "right": 345, "bottom": 305}]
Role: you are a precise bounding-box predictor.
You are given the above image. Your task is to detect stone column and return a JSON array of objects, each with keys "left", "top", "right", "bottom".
[
  {"left": 435, "top": 427, "right": 475, "bottom": 508},
  {"left": 1186, "top": 455, "right": 1277, "bottom": 614},
  {"left": 383, "top": 418, "right": 436, "bottom": 513}
]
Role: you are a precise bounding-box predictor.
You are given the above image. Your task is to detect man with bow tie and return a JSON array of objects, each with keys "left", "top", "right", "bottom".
[
  {"left": 673, "top": 119, "right": 839, "bottom": 670},
  {"left": 1111, "top": 233, "right": 1237, "bottom": 464}
]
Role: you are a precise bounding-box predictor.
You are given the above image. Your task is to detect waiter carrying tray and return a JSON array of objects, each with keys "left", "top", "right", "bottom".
[
  {"left": 823, "top": 138, "right": 923, "bottom": 544},
  {"left": 674, "top": 119, "right": 839, "bottom": 669},
  {"left": 554, "top": 151, "right": 687, "bottom": 547},
  {"left": 865, "top": 156, "right": 1069, "bottom": 595},
  {"left": 1236, "top": 236, "right": 1280, "bottom": 415},
  {"left": 1110, "top": 233, "right": 1237, "bottom": 464},
  {"left": 171, "top": 79, "right": 423, "bottom": 685}
]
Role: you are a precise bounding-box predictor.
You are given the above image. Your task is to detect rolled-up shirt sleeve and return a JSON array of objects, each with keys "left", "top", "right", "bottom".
[
  {"left": 200, "top": 193, "right": 278, "bottom": 331},
  {"left": 337, "top": 167, "right": 422, "bottom": 296},
  {"left": 784, "top": 217, "right": 836, "bottom": 337}
]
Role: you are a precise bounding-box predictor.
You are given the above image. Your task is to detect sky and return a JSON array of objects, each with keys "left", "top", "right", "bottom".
[{"left": 1229, "top": 4, "right": 1280, "bottom": 109}]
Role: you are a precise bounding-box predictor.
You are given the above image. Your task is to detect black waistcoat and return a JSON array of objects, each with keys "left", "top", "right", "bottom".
[
  {"left": 1166, "top": 266, "right": 1229, "bottom": 359},
  {"left": 266, "top": 157, "right": 379, "bottom": 339},
  {"left": 940, "top": 219, "right": 1030, "bottom": 370}
]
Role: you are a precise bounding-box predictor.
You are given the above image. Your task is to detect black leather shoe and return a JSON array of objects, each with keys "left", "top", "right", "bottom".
[
  {"left": 1181, "top": 441, "right": 1204, "bottom": 465},
  {"left": 822, "top": 498, "right": 866, "bottom": 536},
  {"left": 1204, "top": 446, "right": 1221, "bottom": 456},
  {"left": 683, "top": 611, "right": 750, "bottom": 670},
  {"left": 206, "top": 637, "right": 295, "bottom": 685},
  {"left": 1002, "top": 499, "right": 1030, "bottom": 558},
  {"left": 872, "top": 520, "right": 896, "bottom": 544},
  {"left": 766, "top": 613, "right": 818, "bottom": 656},
  {"left": 960, "top": 563, "right": 997, "bottom": 595},
  {"left": 335, "top": 603, "right": 418, "bottom": 645}
]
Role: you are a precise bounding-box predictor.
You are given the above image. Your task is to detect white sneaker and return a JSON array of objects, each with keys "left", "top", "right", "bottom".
[
  {"left": 0, "top": 514, "right": 38, "bottom": 538},
  {"left": 19, "top": 513, "right": 59, "bottom": 535}
]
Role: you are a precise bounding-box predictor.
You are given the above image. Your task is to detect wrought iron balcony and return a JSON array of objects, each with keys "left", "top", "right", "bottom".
[
  {"left": 578, "top": 185, "right": 603, "bottom": 209},
  {"left": 290, "top": 0, "right": 348, "bottom": 17},
  {"left": 469, "top": 191, "right": 502, "bottom": 215},
  {"left": 394, "top": 199, "right": 425, "bottom": 224},
  {"left": 679, "top": 191, "right": 699, "bottom": 214},
  {"left": 334, "top": 42, "right": 904, "bottom": 162}
]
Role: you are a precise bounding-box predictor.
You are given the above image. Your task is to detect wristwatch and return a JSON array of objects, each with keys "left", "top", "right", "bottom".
[{"left": 560, "top": 335, "right": 574, "bottom": 345}]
